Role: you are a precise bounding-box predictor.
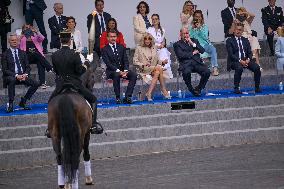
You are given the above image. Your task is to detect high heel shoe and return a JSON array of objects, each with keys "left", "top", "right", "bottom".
[
  {"left": 145, "top": 93, "right": 153, "bottom": 101},
  {"left": 162, "top": 91, "right": 172, "bottom": 99}
]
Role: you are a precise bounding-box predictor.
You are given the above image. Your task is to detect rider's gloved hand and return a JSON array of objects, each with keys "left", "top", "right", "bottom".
[{"left": 86, "top": 54, "right": 93, "bottom": 63}]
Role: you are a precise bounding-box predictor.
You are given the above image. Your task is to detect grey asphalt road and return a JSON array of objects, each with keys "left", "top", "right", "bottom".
[{"left": 1, "top": 143, "right": 284, "bottom": 189}]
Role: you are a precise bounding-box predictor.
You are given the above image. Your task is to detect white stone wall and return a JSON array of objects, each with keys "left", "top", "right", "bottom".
[{"left": 8, "top": 0, "right": 281, "bottom": 49}]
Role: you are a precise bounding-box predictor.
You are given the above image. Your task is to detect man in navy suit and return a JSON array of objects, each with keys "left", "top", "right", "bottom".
[
  {"left": 23, "top": 0, "right": 48, "bottom": 53},
  {"left": 48, "top": 3, "right": 66, "bottom": 50},
  {"left": 101, "top": 30, "right": 137, "bottom": 104},
  {"left": 261, "top": 0, "right": 284, "bottom": 56},
  {"left": 221, "top": 0, "right": 237, "bottom": 38},
  {"left": 226, "top": 23, "right": 262, "bottom": 94},
  {"left": 173, "top": 28, "right": 210, "bottom": 97},
  {"left": 87, "top": 0, "right": 111, "bottom": 58},
  {"left": 1, "top": 34, "right": 40, "bottom": 113}
]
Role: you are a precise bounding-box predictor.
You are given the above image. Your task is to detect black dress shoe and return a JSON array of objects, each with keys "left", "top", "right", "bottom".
[
  {"left": 19, "top": 99, "right": 32, "bottom": 110},
  {"left": 255, "top": 87, "right": 262, "bottom": 93},
  {"left": 44, "top": 129, "right": 51, "bottom": 138},
  {"left": 90, "top": 122, "right": 104, "bottom": 134},
  {"left": 116, "top": 98, "right": 121, "bottom": 104},
  {"left": 123, "top": 97, "right": 133, "bottom": 104},
  {"left": 6, "top": 104, "right": 14, "bottom": 113},
  {"left": 194, "top": 87, "right": 201, "bottom": 97},
  {"left": 189, "top": 88, "right": 201, "bottom": 97},
  {"left": 234, "top": 87, "right": 242, "bottom": 94}
]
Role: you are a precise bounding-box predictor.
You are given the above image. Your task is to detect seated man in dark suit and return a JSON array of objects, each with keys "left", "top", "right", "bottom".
[
  {"left": 221, "top": 0, "right": 237, "bottom": 38},
  {"left": 173, "top": 28, "right": 211, "bottom": 97},
  {"left": 1, "top": 34, "right": 40, "bottom": 113},
  {"left": 261, "top": 0, "right": 284, "bottom": 56},
  {"left": 48, "top": 3, "right": 67, "bottom": 50},
  {"left": 101, "top": 30, "right": 137, "bottom": 104},
  {"left": 226, "top": 23, "right": 262, "bottom": 94},
  {"left": 87, "top": 0, "right": 111, "bottom": 58}
]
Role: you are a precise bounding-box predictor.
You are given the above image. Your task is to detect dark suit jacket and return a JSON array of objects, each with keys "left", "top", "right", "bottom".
[
  {"left": 0, "top": 0, "right": 11, "bottom": 33},
  {"left": 101, "top": 44, "right": 129, "bottom": 76},
  {"left": 226, "top": 36, "right": 253, "bottom": 71},
  {"left": 23, "top": 0, "right": 47, "bottom": 14},
  {"left": 1, "top": 48, "right": 31, "bottom": 85},
  {"left": 48, "top": 15, "right": 67, "bottom": 49},
  {"left": 173, "top": 38, "right": 205, "bottom": 72},
  {"left": 261, "top": 5, "right": 284, "bottom": 33},
  {"left": 51, "top": 46, "right": 86, "bottom": 90},
  {"left": 221, "top": 7, "right": 237, "bottom": 38},
  {"left": 87, "top": 12, "right": 111, "bottom": 39}
]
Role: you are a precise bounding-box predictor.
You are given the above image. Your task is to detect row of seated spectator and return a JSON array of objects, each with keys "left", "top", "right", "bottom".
[
  {"left": 1, "top": 0, "right": 284, "bottom": 110},
  {"left": 1, "top": 24, "right": 284, "bottom": 112}
]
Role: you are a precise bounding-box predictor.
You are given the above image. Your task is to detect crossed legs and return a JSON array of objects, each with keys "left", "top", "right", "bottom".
[{"left": 146, "top": 66, "right": 169, "bottom": 100}]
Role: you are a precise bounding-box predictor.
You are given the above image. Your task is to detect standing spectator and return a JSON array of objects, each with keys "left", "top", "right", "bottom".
[
  {"left": 101, "top": 30, "right": 137, "bottom": 104},
  {"left": 48, "top": 3, "right": 66, "bottom": 50},
  {"left": 87, "top": 0, "right": 111, "bottom": 57},
  {"left": 229, "top": 7, "right": 262, "bottom": 69},
  {"left": 173, "top": 28, "right": 210, "bottom": 97},
  {"left": 23, "top": 0, "right": 48, "bottom": 53},
  {"left": 147, "top": 14, "right": 173, "bottom": 79},
  {"left": 180, "top": 0, "right": 196, "bottom": 29},
  {"left": 221, "top": 0, "right": 237, "bottom": 38},
  {"left": 19, "top": 24, "right": 53, "bottom": 89},
  {"left": 0, "top": 0, "right": 13, "bottom": 53},
  {"left": 100, "top": 18, "right": 126, "bottom": 49},
  {"left": 189, "top": 10, "right": 219, "bottom": 76},
  {"left": 66, "top": 16, "right": 83, "bottom": 53},
  {"left": 133, "top": 33, "right": 170, "bottom": 101},
  {"left": 261, "top": 0, "right": 284, "bottom": 56},
  {"left": 1, "top": 34, "right": 40, "bottom": 113},
  {"left": 226, "top": 23, "right": 262, "bottom": 94},
  {"left": 275, "top": 26, "right": 284, "bottom": 71},
  {"left": 133, "top": 1, "right": 151, "bottom": 46}
]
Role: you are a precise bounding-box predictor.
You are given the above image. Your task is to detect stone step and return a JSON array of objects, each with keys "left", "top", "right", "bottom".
[
  {"left": 0, "top": 69, "right": 283, "bottom": 105},
  {"left": 1, "top": 114, "right": 283, "bottom": 152},
  {"left": 1, "top": 124, "right": 283, "bottom": 170},
  {"left": 0, "top": 103, "right": 171, "bottom": 127},
  {"left": 1, "top": 93, "right": 283, "bottom": 128},
  {"left": 0, "top": 103, "right": 283, "bottom": 150}
]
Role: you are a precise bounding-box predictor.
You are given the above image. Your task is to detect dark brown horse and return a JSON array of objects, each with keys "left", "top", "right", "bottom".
[{"left": 48, "top": 59, "right": 98, "bottom": 189}]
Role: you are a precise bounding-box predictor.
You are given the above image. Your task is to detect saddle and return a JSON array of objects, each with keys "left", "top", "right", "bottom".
[{"left": 58, "top": 83, "right": 79, "bottom": 94}]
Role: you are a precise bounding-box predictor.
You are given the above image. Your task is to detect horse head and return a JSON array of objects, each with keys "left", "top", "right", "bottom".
[{"left": 81, "top": 52, "right": 100, "bottom": 91}]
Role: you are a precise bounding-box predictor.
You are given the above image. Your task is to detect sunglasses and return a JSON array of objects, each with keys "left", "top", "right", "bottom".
[{"left": 144, "top": 37, "right": 152, "bottom": 40}]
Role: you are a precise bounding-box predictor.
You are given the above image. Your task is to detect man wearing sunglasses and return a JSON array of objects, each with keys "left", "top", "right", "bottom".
[{"left": 173, "top": 28, "right": 210, "bottom": 97}]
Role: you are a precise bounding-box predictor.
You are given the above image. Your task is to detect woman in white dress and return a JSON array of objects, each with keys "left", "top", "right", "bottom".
[
  {"left": 147, "top": 14, "right": 173, "bottom": 79},
  {"left": 66, "top": 16, "right": 83, "bottom": 53},
  {"left": 180, "top": 1, "right": 196, "bottom": 29}
]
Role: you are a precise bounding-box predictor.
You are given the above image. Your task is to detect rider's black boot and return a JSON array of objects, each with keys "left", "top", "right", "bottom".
[{"left": 90, "top": 103, "right": 104, "bottom": 134}]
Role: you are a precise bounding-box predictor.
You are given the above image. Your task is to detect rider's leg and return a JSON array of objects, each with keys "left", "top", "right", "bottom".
[{"left": 79, "top": 87, "right": 104, "bottom": 134}]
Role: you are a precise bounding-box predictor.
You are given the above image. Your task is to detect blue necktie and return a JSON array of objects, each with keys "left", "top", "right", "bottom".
[
  {"left": 99, "top": 13, "right": 105, "bottom": 32},
  {"left": 238, "top": 38, "right": 245, "bottom": 60},
  {"left": 14, "top": 50, "right": 23, "bottom": 74}
]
